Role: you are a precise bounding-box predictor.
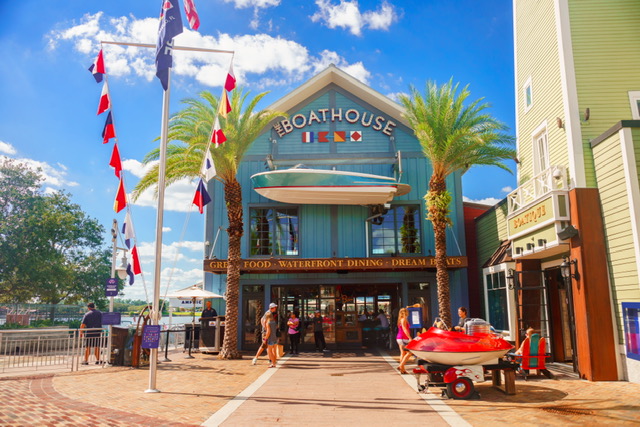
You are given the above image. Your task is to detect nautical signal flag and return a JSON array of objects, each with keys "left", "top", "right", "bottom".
[
  {"left": 182, "top": 0, "right": 200, "bottom": 30},
  {"left": 192, "top": 178, "right": 211, "bottom": 214},
  {"left": 334, "top": 131, "right": 346, "bottom": 142},
  {"left": 202, "top": 150, "right": 216, "bottom": 182},
  {"left": 350, "top": 131, "right": 363, "bottom": 142},
  {"left": 211, "top": 117, "right": 226, "bottom": 145},
  {"left": 113, "top": 178, "right": 127, "bottom": 213},
  {"left": 109, "top": 143, "right": 122, "bottom": 178},
  {"left": 102, "top": 111, "right": 116, "bottom": 144},
  {"left": 218, "top": 90, "right": 231, "bottom": 118},
  {"left": 88, "top": 49, "right": 106, "bottom": 83},
  {"left": 318, "top": 131, "right": 329, "bottom": 143},
  {"left": 225, "top": 62, "right": 236, "bottom": 92},
  {"left": 97, "top": 83, "right": 111, "bottom": 115},
  {"left": 155, "top": 0, "right": 183, "bottom": 91},
  {"left": 302, "top": 132, "right": 314, "bottom": 143},
  {"left": 122, "top": 210, "right": 136, "bottom": 249},
  {"left": 131, "top": 245, "right": 142, "bottom": 275}
]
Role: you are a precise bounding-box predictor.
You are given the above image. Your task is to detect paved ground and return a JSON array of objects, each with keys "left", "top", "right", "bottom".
[{"left": 1, "top": 349, "right": 639, "bottom": 426}]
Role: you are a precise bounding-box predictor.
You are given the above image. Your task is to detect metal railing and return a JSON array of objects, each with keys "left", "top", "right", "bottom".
[
  {"left": 507, "top": 165, "right": 568, "bottom": 214},
  {"left": 0, "top": 326, "right": 193, "bottom": 374}
]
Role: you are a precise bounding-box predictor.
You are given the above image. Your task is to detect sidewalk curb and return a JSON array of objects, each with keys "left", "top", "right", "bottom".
[
  {"left": 380, "top": 351, "right": 471, "bottom": 427},
  {"left": 201, "top": 355, "right": 290, "bottom": 427}
]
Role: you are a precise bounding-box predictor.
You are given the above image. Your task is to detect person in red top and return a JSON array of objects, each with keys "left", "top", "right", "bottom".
[{"left": 287, "top": 311, "right": 301, "bottom": 356}]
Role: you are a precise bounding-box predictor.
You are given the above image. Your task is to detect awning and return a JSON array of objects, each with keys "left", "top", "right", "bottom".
[{"left": 482, "top": 240, "right": 512, "bottom": 268}]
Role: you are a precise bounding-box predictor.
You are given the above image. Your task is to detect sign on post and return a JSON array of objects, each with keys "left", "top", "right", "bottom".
[
  {"left": 408, "top": 307, "right": 422, "bottom": 329},
  {"left": 105, "top": 278, "right": 118, "bottom": 297},
  {"left": 102, "top": 312, "right": 122, "bottom": 326},
  {"left": 142, "top": 325, "right": 161, "bottom": 349}
]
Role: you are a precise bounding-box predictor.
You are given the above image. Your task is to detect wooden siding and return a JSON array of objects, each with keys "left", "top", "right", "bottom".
[
  {"left": 475, "top": 200, "right": 509, "bottom": 270},
  {"left": 514, "top": 0, "right": 568, "bottom": 185},
  {"left": 593, "top": 131, "right": 640, "bottom": 340},
  {"left": 569, "top": 0, "right": 640, "bottom": 186}
]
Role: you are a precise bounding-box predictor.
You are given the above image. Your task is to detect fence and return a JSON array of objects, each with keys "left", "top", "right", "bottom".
[
  {"left": 0, "top": 326, "right": 189, "bottom": 374},
  {"left": 0, "top": 304, "right": 85, "bottom": 326}
]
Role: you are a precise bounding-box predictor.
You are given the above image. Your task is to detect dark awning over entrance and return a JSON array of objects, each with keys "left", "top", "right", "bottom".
[
  {"left": 481, "top": 240, "right": 512, "bottom": 268},
  {"left": 204, "top": 255, "right": 467, "bottom": 274}
]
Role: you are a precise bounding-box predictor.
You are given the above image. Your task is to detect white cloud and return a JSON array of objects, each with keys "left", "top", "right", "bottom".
[
  {"left": 0, "top": 141, "right": 17, "bottom": 155},
  {"left": 463, "top": 196, "right": 500, "bottom": 206},
  {"left": 162, "top": 226, "right": 172, "bottom": 232},
  {"left": 313, "top": 50, "right": 370, "bottom": 84},
  {"left": 132, "top": 177, "right": 196, "bottom": 213},
  {"left": 386, "top": 91, "right": 407, "bottom": 103},
  {"left": 48, "top": 12, "right": 370, "bottom": 90},
  {"left": 0, "top": 155, "right": 79, "bottom": 188},
  {"left": 224, "top": 0, "right": 281, "bottom": 9},
  {"left": 311, "top": 0, "right": 399, "bottom": 36},
  {"left": 501, "top": 186, "right": 513, "bottom": 193}
]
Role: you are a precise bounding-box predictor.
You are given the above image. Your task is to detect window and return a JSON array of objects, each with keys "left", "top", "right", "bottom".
[
  {"left": 532, "top": 124, "right": 549, "bottom": 176},
  {"left": 486, "top": 271, "right": 508, "bottom": 330},
  {"left": 371, "top": 205, "right": 422, "bottom": 255},
  {"left": 628, "top": 91, "right": 640, "bottom": 119},
  {"left": 249, "top": 207, "right": 298, "bottom": 256},
  {"left": 523, "top": 77, "right": 533, "bottom": 112}
]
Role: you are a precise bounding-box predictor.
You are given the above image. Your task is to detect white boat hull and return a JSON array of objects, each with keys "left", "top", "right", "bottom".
[
  {"left": 254, "top": 185, "right": 402, "bottom": 205},
  {"left": 408, "top": 349, "right": 509, "bottom": 366}
]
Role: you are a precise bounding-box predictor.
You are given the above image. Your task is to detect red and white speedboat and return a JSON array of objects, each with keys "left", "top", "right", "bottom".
[{"left": 406, "top": 327, "right": 513, "bottom": 365}]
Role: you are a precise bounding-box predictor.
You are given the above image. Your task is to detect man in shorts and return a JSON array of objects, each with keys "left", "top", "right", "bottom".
[
  {"left": 252, "top": 302, "right": 277, "bottom": 365},
  {"left": 80, "top": 302, "right": 103, "bottom": 365}
]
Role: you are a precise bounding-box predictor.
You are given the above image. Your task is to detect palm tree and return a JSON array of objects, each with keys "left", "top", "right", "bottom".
[
  {"left": 133, "top": 89, "right": 284, "bottom": 358},
  {"left": 399, "top": 79, "right": 515, "bottom": 328}
]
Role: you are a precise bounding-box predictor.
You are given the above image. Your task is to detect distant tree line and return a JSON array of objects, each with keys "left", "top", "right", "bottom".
[{"left": 0, "top": 159, "right": 112, "bottom": 309}]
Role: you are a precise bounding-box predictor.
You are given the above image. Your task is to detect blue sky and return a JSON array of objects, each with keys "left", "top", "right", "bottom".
[{"left": 0, "top": 0, "right": 515, "bottom": 301}]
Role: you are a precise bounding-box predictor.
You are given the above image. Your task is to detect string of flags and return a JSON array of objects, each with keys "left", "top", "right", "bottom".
[{"left": 87, "top": 0, "right": 238, "bottom": 283}]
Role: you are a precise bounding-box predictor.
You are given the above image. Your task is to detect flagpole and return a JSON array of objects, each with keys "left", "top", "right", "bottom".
[{"left": 146, "top": 69, "right": 172, "bottom": 394}]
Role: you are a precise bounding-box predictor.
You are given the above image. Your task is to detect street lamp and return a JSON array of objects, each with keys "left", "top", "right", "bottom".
[
  {"left": 506, "top": 269, "right": 515, "bottom": 289},
  {"left": 560, "top": 257, "right": 578, "bottom": 283}
]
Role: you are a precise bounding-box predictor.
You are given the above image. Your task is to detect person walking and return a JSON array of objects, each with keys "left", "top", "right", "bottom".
[
  {"left": 80, "top": 302, "right": 103, "bottom": 365},
  {"left": 252, "top": 302, "right": 277, "bottom": 365},
  {"left": 263, "top": 311, "right": 278, "bottom": 368},
  {"left": 396, "top": 307, "right": 412, "bottom": 374},
  {"left": 287, "top": 311, "right": 301, "bottom": 356},
  {"left": 312, "top": 311, "right": 327, "bottom": 352}
]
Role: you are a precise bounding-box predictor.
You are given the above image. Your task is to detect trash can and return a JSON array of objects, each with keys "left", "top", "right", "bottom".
[
  {"left": 184, "top": 323, "right": 200, "bottom": 351},
  {"left": 199, "top": 317, "right": 216, "bottom": 353}
]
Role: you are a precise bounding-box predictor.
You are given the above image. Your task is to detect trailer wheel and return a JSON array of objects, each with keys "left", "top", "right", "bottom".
[{"left": 446, "top": 377, "right": 474, "bottom": 399}]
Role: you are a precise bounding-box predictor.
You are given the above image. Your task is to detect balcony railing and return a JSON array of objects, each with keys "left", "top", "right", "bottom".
[{"left": 507, "top": 166, "right": 568, "bottom": 215}]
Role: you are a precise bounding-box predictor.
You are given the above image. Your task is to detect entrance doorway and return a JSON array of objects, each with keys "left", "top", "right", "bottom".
[
  {"left": 270, "top": 284, "right": 399, "bottom": 350},
  {"left": 512, "top": 268, "right": 576, "bottom": 367}
]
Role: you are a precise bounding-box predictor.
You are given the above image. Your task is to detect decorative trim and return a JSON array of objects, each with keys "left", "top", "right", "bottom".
[
  {"left": 619, "top": 128, "right": 640, "bottom": 289},
  {"left": 590, "top": 120, "right": 640, "bottom": 148},
  {"left": 555, "top": 0, "right": 586, "bottom": 187}
]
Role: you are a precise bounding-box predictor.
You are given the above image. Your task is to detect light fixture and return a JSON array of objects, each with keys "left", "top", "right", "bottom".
[
  {"left": 560, "top": 257, "right": 578, "bottom": 282},
  {"left": 526, "top": 243, "right": 535, "bottom": 251},
  {"left": 515, "top": 247, "right": 523, "bottom": 255},
  {"left": 584, "top": 108, "right": 590, "bottom": 121},
  {"left": 538, "top": 239, "right": 547, "bottom": 246},
  {"left": 506, "top": 269, "right": 515, "bottom": 289},
  {"left": 558, "top": 225, "right": 579, "bottom": 240},
  {"left": 556, "top": 117, "right": 564, "bottom": 129},
  {"left": 116, "top": 253, "right": 129, "bottom": 280}
]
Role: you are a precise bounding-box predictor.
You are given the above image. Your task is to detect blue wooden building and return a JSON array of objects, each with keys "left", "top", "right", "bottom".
[{"left": 204, "top": 65, "right": 469, "bottom": 349}]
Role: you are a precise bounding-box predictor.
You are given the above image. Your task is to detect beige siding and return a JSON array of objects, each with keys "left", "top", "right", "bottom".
[
  {"left": 569, "top": 0, "right": 640, "bottom": 184},
  {"left": 593, "top": 132, "right": 640, "bottom": 340},
  {"left": 514, "top": 0, "right": 569, "bottom": 185}
]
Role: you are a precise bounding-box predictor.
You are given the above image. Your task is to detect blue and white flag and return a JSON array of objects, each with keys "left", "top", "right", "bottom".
[
  {"left": 122, "top": 210, "right": 136, "bottom": 249},
  {"left": 155, "top": 0, "right": 183, "bottom": 91},
  {"left": 202, "top": 150, "right": 216, "bottom": 182}
]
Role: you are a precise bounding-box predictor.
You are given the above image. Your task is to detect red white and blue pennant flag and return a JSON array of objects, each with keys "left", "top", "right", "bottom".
[
  {"left": 192, "top": 179, "right": 211, "bottom": 214},
  {"left": 97, "top": 82, "right": 111, "bottom": 115},
  {"left": 155, "top": 0, "right": 184, "bottom": 91},
  {"left": 122, "top": 211, "right": 141, "bottom": 284},
  {"left": 102, "top": 111, "right": 116, "bottom": 144},
  {"left": 202, "top": 150, "right": 216, "bottom": 181},
  {"left": 182, "top": 0, "right": 200, "bottom": 30},
  {"left": 88, "top": 49, "right": 105, "bottom": 83}
]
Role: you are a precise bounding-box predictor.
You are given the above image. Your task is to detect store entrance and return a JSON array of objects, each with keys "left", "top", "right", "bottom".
[{"left": 271, "top": 284, "right": 399, "bottom": 350}]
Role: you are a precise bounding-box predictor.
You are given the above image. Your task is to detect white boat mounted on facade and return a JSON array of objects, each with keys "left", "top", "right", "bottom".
[{"left": 250, "top": 166, "right": 411, "bottom": 205}]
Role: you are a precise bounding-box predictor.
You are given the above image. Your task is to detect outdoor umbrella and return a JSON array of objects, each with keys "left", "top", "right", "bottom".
[{"left": 165, "top": 285, "right": 223, "bottom": 358}]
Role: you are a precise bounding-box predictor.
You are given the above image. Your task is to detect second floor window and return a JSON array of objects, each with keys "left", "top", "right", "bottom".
[
  {"left": 250, "top": 208, "right": 298, "bottom": 256},
  {"left": 533, "top": 129, "right": 549, "bottom": 176},
  {"left": 371, "top": 205, "right": 422, "bottom": 255}
]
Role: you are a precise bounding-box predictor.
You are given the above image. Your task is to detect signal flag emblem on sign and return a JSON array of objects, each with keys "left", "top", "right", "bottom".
[
  {"left": 302, "top": 132, "right": 314, "bottom": 143},
  {"left": 350, "top": 131, "right": 362, "bottom": 142}
]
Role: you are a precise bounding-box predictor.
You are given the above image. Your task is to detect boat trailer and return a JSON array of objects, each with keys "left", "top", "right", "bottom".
[{"left": 412, "top": 358, "right": 520, "bottom": 399}]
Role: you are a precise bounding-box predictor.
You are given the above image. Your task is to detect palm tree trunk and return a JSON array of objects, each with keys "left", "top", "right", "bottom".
[
  {"left": 219, "top": 178, "right": 243, "bottom": 359},
  {"left": 428, "top": 175, "right": 452, "bottom": 329}
]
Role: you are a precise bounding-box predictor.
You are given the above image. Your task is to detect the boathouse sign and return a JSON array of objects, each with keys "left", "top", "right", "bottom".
[
  {"left": 204, "top": 256, "right": 467, "bottom": 274},
  {"left": 272, "top": 108, "right": 397, "bottom": 140}
]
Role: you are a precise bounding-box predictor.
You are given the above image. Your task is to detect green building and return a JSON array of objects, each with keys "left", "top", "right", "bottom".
[{"left": 477, "top": 0, "right": 640, "bottom": 382}]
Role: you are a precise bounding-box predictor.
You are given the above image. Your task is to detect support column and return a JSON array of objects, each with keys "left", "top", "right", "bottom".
[{"left": 569, "top": 188, "right": 618, "bottom": 381}]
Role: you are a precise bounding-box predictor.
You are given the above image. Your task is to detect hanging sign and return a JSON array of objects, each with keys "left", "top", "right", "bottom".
[
  {"left": 141, "top": 325, "right": 161, "bottom": 349},
  {"left": 408, "top": 307, "right": 422, "bottom": 329}
]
